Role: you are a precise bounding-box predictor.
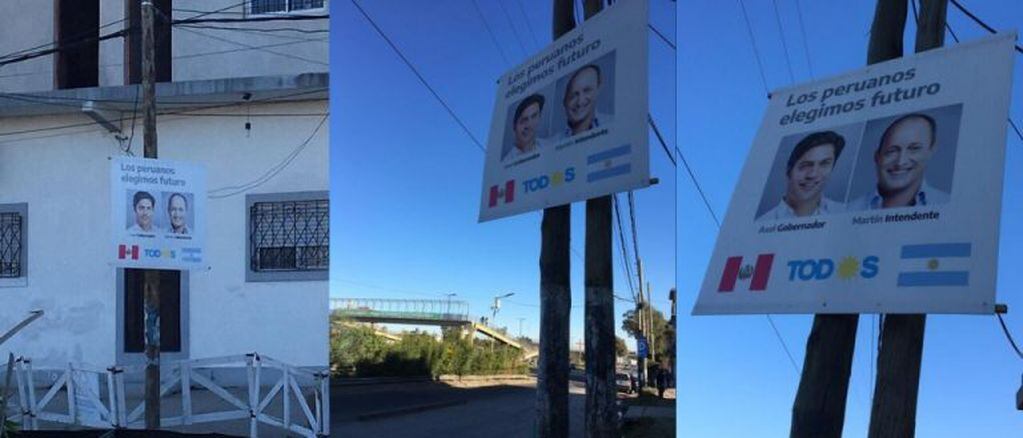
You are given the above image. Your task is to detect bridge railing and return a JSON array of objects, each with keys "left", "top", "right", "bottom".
[{"left": 329, "top": 298, "right": 470, "bottom": 322}]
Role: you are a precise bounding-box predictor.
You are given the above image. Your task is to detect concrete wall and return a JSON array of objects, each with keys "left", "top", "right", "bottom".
[
  {"left": 0, "top": 100, "right": 329, "bottom": 368},
  {"left": 0, "top": 0, "right": 329, "bottom": 93}
]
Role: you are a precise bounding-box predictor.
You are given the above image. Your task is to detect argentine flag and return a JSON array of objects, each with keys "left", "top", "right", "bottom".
[
  {"left": 586, "top": 144, "right": 632, "bottom": 183},
  {"left": 897, "top": 243, "right": 971, "bottom": 287}
]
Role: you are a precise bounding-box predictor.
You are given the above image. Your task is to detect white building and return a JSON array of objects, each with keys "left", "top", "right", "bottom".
[{"left": 0, "top": 0, "right": 330, "bottom": 373}]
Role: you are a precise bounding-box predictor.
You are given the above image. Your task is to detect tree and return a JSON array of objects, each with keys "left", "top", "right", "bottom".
[
  {"left": 621, "top": 305, "right": 675, "bottom": 363},
  {"left": 615, "top": 336, "right": 628, "bottom": 359}
]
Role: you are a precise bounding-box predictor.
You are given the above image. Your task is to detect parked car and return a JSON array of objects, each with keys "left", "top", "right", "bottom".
[{"left": 615, "top": 372, "right": 633, "bottom": 394}]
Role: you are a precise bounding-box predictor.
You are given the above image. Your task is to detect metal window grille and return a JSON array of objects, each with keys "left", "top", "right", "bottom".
[
  {"left": 250, "top": 199, "right": 328, "bottom": 272},
  {"left": 0, "top": 212, "right": 23, "bottom": 278},
  {"left": 250, "top": 0, "right": 325, "bottom": 14}
]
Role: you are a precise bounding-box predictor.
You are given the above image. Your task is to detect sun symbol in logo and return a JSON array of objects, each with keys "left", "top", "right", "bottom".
[
  {"left": 927, "top": 258, "right": 939, "bottom": 270},
  {"left": 837, "top": 256, "right": 860, "bottom": 280}
]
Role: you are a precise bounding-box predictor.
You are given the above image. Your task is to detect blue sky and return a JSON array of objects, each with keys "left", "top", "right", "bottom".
[
  {"left": 678, "top": 1, "right": 1023, "bottom": 437},
  {"left": 329, "top": 0, "right": 677, "bottom": 352}
]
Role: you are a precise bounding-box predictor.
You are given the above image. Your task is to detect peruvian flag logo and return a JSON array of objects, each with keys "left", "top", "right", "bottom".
[
  {"left": 718, "top": 254, "right": 774, "bottom": 292},
  {"left": 488, "top": 180, "right": 515, "bottom": 207},
  {"left": 118, "top": 244, "right": 140, "bottom": 260}
]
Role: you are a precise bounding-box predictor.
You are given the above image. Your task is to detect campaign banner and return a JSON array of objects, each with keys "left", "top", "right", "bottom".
[
  {"left": 477, "top": 0, "right": 649, "bottom": 222},
  {"left": 111, "top": 157, "right": 206, "bottom": 270},
  {"left": 693, "top": 33, "right": 1016, "bottom": 315}
]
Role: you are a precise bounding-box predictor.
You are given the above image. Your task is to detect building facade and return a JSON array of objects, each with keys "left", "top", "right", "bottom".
[{"left": 0, "top": 0, "right": 330, "bottom": 370}]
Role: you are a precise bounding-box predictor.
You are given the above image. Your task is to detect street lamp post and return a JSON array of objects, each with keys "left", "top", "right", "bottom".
[
  {"left": 444, "top": 292, "right": 457, "bottom": 316},
  {"left": 491, "top": 292, "right": 515, "bottom": 324}
]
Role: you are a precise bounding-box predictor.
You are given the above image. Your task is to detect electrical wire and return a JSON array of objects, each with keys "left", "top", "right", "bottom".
[
  {"left": 648, "top": 25, "right": 677, "bottom": 50},
  {"left": 736, "top": 0, "right": 772, "bottom": 96},
  {"left": 0, "top": 18, "right": 126, "bottom": 62},
  {"left": 174, "top": 25, "right": 328, "bottom": 66},
  {"left": 513, "top": 0, "right": 541, "bottom": 49},
  {"left": 0, "top": 37, "right": 326, "bottom": 82},
  {"left": 208, "top": 113, "right": 329, "bottom": 198},
  {"left": 948, "top": 0, "right": 1023, "bottom": 54},
  {"left": 176, "top": 23, "right": 329, "bottom": 35},
  {"left": 770, "top": 0, "right": 796, "bottom": 83},
  {"left": 471, "top": 0, "right": 513, "bottom": 66},
  {"left": 996, "top": 313, "right": 1023, "bottom": 360},
  {"left": 942, "top": 21, "right": 1023, "bottom": 145},
  {"left": 793, "top": 0, "right": 815, "bottom": 78},
  {"left": 495, "top": 0, "right": 529, "bottom": 58},
  {"left": 648, "top": 114, "right": 677, "bottom": 167},
  {"left": 613, "top": 194, "right": 638, "bottom": 299},
  {"left": 0, "top": 87, "right": 326, "bottom": 139},
  {"left": 677, "top": 147, "right": 721, "bottom": 228},
  {"left": 349, "top": 0, "right": 486, "bottom": 153},
  {"left": 766, "top": 314, "right": 801, "bottom": 375}
]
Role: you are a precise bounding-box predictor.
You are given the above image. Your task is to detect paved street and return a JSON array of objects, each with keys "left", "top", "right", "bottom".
[{"left": 331, "top": 378, "right": 587, "bottom": 438}]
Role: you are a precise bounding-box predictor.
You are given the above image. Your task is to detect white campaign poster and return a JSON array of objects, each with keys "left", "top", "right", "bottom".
[
  {"left": 477, "top": 0, "right": 649, "bottom": 222},
  {"left": 111, "top": 157, "right": 206, "bottom": 270},
  {"left": 693, "top": 33, "right": 1016, "bottom": 315}
]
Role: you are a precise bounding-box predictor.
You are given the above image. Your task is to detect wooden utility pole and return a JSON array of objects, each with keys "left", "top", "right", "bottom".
[
  {"left": 537, "top": 3, "right": 575, "bottom": 435},
  {"left": 790, "top": 2, "right": 906, "bottom": 437},
  {"left": 578, "top": 0, "right": 617, "bottom": 431},
  {"left": 141, "top": 0, "right": 161, "bottom": 429},
  {"left": 646, "top": 282, "right": 654, "bottom": 364},
  {"left": 635, "top": 260, "right": 647, "bottom": 388},
  {"left": 868, "top": 1, "right": 945, "bottom": 436}
]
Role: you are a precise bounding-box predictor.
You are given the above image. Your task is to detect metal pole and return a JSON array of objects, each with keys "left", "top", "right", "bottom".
[
  {"left": 142, "top": 0, "right": 162, "bottom": 429},
  {"left": 869, "top": 3, "right": 945, "bottom": 435}
]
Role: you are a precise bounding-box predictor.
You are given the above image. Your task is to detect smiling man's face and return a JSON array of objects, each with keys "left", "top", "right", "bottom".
[
  {"left": 785, "top": 143, "right": 836, "bottom": 212},
  {"left": 875, "top": 116, "right": 934, "bottom": 195},
  {"left": 564, "top": 67, "right": 600, "bottom": 133}
]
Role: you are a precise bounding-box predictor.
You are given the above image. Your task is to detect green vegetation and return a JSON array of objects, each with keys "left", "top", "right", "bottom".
[
  {"left": 331, "top": 323, "right": 527, "bottom": 378},
  {"left": 1, "top": 395, "right": 17, "bottom": 435}
]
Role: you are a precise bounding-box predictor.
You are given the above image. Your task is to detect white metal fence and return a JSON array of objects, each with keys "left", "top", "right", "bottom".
[{"left": 5, "top": 353, "right": 329, "bottom": 437}]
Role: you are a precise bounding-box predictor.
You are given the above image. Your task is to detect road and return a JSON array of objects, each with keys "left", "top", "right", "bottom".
[{"left": 331, "top": 378, "right": 588, "bottom": 438}]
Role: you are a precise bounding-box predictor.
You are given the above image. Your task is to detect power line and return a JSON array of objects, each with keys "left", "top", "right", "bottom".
[
  {"left": 208, "top": 113, "right": 329, "bottom": 198},
  {"left": 349, "top": 0, "right": 486, "bottom": 153},
  {"left": 495, "top": 0, "right": 530, "bottom": 58},
  {"left": 471, "top": 0, "right": 513, "bottom": 66},
  {"left": 513, "top": 0, "right": 542, "bottom": 49},
  {"left": 996, "top": 313, "right": 1023, "bottom": 360},
  {"left": 766, "top": 314, "right": 801, "bottom": 375},
  {"left": 178, "top": 1, "right": 250, "bottom": 22},
  {"left": 948, "top": 0, "right": 1023, "bottom": 54},
  {"left": 176, "top": 23, "right": 329, "bottom": 35},
  {"left": 174, "top": 15, "right": 330, "bottom": 26},
  {"left": 676, "top": 136, "right": 800, "bottom": 375},
  {"left": 174, "top": 25, "right": 328, "bottom": 66},
  {"left": 0, "top": 37, "right": 325, "bottom": 80},
  {"left": 648, "top": 24, "right": 677, "bottom": 50},
  {"left": 792, "top": 0, "right": 815, "bottom": 78},
  {"left": 770, "top": 0, "right": 796, "bottom": 83},
  {"left": 0, "top": 13, "right": 327, "bottom": 69},
  {"left": 613, "top": 194, "right": 638, "bottom": 299},
  {"left": 648, "top": 114, "right": 677, "bottom": 167},
  {"left": 677, "top": 147, "right": 721, "bottom": 228},
  {"left": 0, "top": 19, "right": 126, "bottom": 62},
  {"left": 736, "top": 0, "right": 772, "bottom": 96},
  {"left": 0, "top": 87, "right": 326, "bottom": 139},
  {"left": 942, "top": 21, "right": 1023, "bottom": 146}
]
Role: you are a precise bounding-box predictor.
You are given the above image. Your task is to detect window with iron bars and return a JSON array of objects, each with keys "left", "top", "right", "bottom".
[
  {"left": 249, "top": 199, "right": 328, "bottom": 273},
  {"left": 249, "top": 0, "right": 325, "bottom": 15},
  {"left": 0, "top": 211, "right": 23, "bottom": 278}
]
